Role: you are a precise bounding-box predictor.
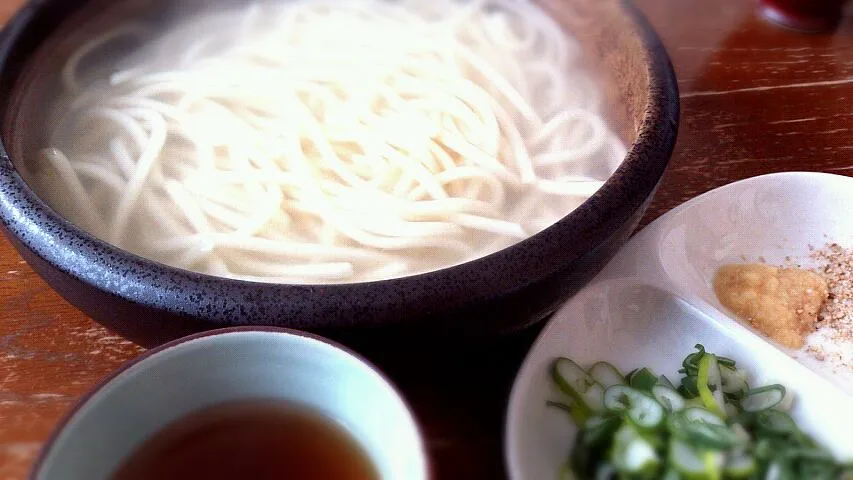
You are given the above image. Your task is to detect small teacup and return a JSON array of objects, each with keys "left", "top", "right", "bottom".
[{"left": 31, "top": 327, "right": 429, "bottom": 480}]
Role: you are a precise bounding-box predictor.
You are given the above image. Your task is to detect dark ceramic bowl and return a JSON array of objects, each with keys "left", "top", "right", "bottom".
[{"left": 0, "top": 0, "right": 678, "bottom": 347}]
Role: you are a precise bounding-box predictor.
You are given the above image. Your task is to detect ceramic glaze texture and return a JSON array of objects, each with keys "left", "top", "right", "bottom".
[{"left": 0, "top": 0, "right": 677, "bottom": 346}]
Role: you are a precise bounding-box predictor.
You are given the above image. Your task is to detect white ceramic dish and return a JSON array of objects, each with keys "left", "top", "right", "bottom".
[{"left": 506, "top": 172, "right": 853, "bottom": 479}]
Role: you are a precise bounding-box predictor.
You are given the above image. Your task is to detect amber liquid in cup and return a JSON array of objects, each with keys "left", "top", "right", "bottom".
[
  {"left": 759, "top": 0, "right": 851, "bottom": 31},
  {"left": 112, "top": 400, "right": 379, "bottom": 480}
]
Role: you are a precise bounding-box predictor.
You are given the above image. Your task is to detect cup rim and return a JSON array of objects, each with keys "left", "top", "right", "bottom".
[{"left": 28, "top": 326, "right": 431, "bottom": 480}]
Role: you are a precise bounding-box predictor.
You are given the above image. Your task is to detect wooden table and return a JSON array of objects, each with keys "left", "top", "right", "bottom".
[{"left": 2, "top": 0, "right": 853, "bottom": 478}]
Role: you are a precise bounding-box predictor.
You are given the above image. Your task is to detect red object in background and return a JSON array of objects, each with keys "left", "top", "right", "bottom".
[{"left": 759, "top": 0, "right": 851, "bottom": 32}]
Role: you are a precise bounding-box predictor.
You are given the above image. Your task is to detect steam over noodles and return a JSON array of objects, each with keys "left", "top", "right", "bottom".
[{"left": 30, "top": 0, "right": 626, "bottom": 284}]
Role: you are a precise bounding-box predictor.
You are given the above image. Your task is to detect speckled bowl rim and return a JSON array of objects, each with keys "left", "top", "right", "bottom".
[
  {"left": 0, "top": 0, "right": 679, "bottom": 330},
  {"left": 27, "top": 326, "right": 432, "bottom": 480}
]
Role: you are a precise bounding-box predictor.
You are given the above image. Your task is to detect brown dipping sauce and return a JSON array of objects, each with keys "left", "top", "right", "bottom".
[{"left": 112, "top": 400, "right": 379, "bottom": 480}]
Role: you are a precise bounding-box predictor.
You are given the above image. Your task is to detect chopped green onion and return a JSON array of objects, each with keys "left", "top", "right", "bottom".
[
  {"left": 755, "top": 409, "right": 797, "bottom": 436},
  {"left": 627, "top": 367, "right": 659, "bottom": 392},
  {"left": 669, "top": 439, "right": 706, "bottom": 476},
  {"left": 612, "top": 424, "right": 660, "bottom": 475},
  {"left": 697, "top": 354, "right": 726, "bottom": 418},
  {"left": 603, "top": 385, "right": 665, "bottom": 430},
  {"left": 658, "top": 374, "right": 677, "bottom": 390},
  {"left": 569, "top": 430, "right": 599, "bottom": 477},
  {"left": 653, "top": 385, "right": 686, "bottom": 412},
  {"left": 588, "top": 362, "right": 626, "bottom": 388},
  {"left": 553, "top": 357, "right": 600, "bottom": 419},
  {"left": 719, "top": 366, "right": 748, "bottom": 395},
  {"left": 602, "top": 385, "right": 637, "bottom": 412},
  {"left": 669, "top": 408, "right": 739, "bottom": 450},
  {"left": 582, "top": 383, "right": 605, "bottom": 413},
  {"left": 681, "top": 345, "right": 706, "bottom": 376},
  {"left": 715, "top": 355, "right": 737, "bottom": 369},
  {"left": 683, "top": 406, "right": 725, "bottom": 426},
  {"left": 679, "top": 375, "right": 700, "bottom": 398},
  {"left": 582, "top": 414, "right": 621, "bottom": 447},
  {"left": 550, "top": 345, "right": 845, "bottom": 479},
  {"left": 741, "top": 384, "right": 786, "bottom": 412}
]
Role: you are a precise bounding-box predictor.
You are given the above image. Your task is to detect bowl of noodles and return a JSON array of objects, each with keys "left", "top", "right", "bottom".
[{"left": 0, "top": 0, "right": 677, "bottom": 346}]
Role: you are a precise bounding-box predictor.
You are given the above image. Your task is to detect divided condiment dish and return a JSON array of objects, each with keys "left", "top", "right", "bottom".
[{"left": 506, "top": 172, "right": 853, "bottom": 479}]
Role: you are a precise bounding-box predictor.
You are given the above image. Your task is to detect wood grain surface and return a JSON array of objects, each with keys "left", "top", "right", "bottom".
[{"left": 2, "top": 0, "right": 853, "bottom": 478}]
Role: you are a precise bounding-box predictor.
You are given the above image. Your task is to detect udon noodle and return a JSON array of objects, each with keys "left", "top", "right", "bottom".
[{"left": 30, "top": 0, "right": 626, "bottom": 283}]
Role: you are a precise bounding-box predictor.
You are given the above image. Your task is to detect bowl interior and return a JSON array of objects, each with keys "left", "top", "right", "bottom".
[
  {"left": 3, "top": 0, "right": 647, "bottom": 236},
  {"left": 0, "top": 0, "right": 673, "bottom": 339}
]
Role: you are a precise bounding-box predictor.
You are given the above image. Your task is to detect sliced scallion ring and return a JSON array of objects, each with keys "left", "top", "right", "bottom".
[
  {"left": 627, "top": 367, "right": 659, "bottom": 392},
  {"left": 697, "top": 354, "right": 726, "bottom": 417},
  {"left": 603, "top": 385, "right": 636, "bottom": 412},
  {"left": 588, "top": 361, "right": 626, "bottom": 388},
  {"left": 669, "top": 408, "right": 739, "bottom": 450},
  {"left": 682, "top": 406, "right": 725, "bottom": 426},
  {"left": 720, "top": 366, "right": 748, "bottom": 395},
  {"left": 553, "top": 357, "right": 600, "bottom": 418},
  {"left": 612, "top": 425, "right": 660, "bottom": 474},
  {"left": 679, "top": 375, "right": 699, "bottom": 398},
  {"left": 668, "top": 439, "right": 705, "bottom": 477},
  {"left": 715, "top": 355, "right": 737, "bottom": 369},
  {"left": 740, "top": 384, "right": 786, "bottom": 412},
  {"left": 657, "top": 374, "right": 677, "bottom": 390},
  {"left": 603, "top": 385, "right": 665, "bottom": 430},
  {"left": 652, "top": 385, "right": 685, "bottom": 412},
  {"left": 755, "top": 409, "right": 797, "bottom": 436},
  {"left": 681, "top": 345, "right": 706, "bottom": 375},
  {"left": 583, "top": 383, "right": 605, "bottom": 412}
]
